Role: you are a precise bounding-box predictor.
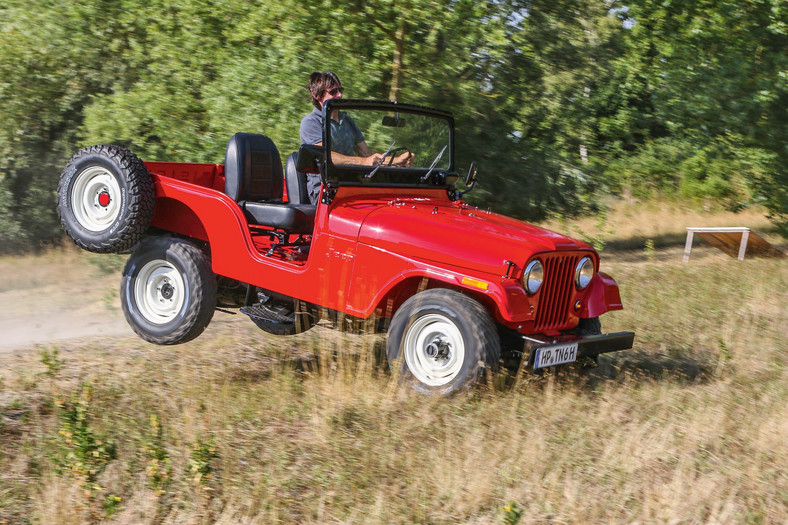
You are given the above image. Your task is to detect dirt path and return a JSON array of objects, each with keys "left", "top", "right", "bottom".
[{"left": 0, "top": 249, "right": 132, "bottom": 353}]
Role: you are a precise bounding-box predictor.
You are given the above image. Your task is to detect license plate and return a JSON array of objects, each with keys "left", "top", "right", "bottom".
[{"left": 533, "top": 342, "right": 578, "bottom": 369}]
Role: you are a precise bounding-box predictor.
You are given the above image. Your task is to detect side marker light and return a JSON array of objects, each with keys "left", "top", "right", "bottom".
[{"left": 461, "top": 277, "right": 489, "bottom": 290}]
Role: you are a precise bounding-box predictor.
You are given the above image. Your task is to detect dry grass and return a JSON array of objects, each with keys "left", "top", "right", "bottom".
[
  {"left": 1, "top": 203, "right": 787, "bottom": 524},
  {"left": 543, "top": 200, "right": 781, "bottom": 255}
]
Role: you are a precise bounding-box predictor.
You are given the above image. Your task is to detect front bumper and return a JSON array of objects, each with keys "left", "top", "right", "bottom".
[{"left": 523, "top": 331, "right": 635, "bottom": 369}]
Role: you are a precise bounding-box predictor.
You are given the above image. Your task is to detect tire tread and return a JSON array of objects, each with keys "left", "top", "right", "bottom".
[
  {"left": 57, "top": 144, "right": 155, "bottom": 253},
  {"left": 120, "top": 236, "right": 216, "bottom": 345},
  {"left": 387, "top": 288, "right": 500, "bottom": 393}
]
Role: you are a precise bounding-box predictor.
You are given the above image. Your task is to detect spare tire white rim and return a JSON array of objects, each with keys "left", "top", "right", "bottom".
[
  {"left": 71, "top": 166, "right": 122, "bottom": 232},
  {"left": 403, "top": 313, "right": 465, "bottom": 386},
  {"left": 134, "top": 260, "right": 186, "bottom": 324}
]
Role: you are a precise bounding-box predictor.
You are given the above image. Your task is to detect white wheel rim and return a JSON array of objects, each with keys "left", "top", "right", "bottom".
[
  {"left": 134, "top": 260, "right": 186, "bottom": 324},
  {"left": 70, "top": 166, "right": 122, "bottom": 232},
  {"left": 403, "top": 313, "right": 465, "bottom": 387}
]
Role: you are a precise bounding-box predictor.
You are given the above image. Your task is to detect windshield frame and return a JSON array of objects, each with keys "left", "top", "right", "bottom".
[{"left": 322, "top": 99, "right": 456, "bottom": 188}]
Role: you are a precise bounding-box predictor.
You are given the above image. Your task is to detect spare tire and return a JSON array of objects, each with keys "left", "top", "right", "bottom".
[{"left": 57, "top": 145, "right": 155, "bottom": 253}]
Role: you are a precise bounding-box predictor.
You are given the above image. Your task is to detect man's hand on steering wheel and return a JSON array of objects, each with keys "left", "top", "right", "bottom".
[
  {"left": 383, "top": 147, "right": 413, "bottom": 167},
  {"left": 364, "top": 153, "right": 384, "bottom": 166}
]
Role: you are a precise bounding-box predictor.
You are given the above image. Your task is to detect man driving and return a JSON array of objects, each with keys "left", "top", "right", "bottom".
[{"left": 300, "top": 71, "right": 412, "bottom": 167}]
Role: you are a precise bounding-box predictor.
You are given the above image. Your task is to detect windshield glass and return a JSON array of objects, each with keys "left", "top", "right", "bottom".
[{"left": 324, "top": 101, "right": 454, "bottom": 185}]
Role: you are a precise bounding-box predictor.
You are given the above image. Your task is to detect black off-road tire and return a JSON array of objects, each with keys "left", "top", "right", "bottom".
[
  {"left": 575, "top": 316, "right": 603, "bottom": 369},
  {"left": 387, "top": 289, "right": 501, "bottom": 394},
  {"left": 120, "top": 236, "right": 216, "bottom": 345},
  {"left": 57, "top": 145, "right": 155, "bottom": 253},
  {"left": 576, "top": 317, "right": 602, "bottom": 336}
]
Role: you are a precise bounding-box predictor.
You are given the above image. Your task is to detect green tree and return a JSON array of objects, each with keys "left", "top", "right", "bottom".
[
  {"left": 3, "top": 0, "right": 786, "bottom": 253},
  {"left": 617, "top": 0, "right": 788, "bottom": 221},
  {"left": 0, "top": 0, "right": 145, "bottom": 250}
]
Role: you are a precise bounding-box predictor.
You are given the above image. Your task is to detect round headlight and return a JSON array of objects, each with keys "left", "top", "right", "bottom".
[
  {"left": 523, "top": 260, "right": 544, "bottom": 295},
  {"left": 575, "top": 257, "right": 594, "bottom": 290}
]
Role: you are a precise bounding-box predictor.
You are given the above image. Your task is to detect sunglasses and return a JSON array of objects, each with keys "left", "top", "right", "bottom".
[{"left": 327, "top": 87, "right": 344, "bottom": 96}]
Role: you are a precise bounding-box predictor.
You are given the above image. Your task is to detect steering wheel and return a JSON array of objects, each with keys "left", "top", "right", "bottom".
[{"left": 383, "top": 147, "right": 412, "bottom": 166}]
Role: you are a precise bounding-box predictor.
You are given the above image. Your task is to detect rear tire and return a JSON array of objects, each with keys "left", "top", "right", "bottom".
[
  {"left": 57, "top": 145, "right": 154, "bottom": 253},
  {"left": 386, "top": 289, "right": 500, "bottom": 394},
  {"left": 120, "top": 236, "right": 216, "bottom": 344}
]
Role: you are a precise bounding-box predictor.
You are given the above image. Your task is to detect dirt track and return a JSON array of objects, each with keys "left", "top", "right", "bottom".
[
  {"left": 0, "top": 250, "right": 132, "bottom": 353},
  {"left": 0, "top": 248, "right": 259, "bottom": 355}
]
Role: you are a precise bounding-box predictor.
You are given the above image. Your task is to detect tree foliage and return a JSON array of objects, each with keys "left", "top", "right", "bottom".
[{"left": 1, "top": 0, "right": 786, "bottom": 252}]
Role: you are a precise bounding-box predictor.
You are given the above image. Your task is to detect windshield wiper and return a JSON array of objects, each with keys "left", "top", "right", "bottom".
[
  {"left": 365, "top": 141, "right": 397, "bottom": 179},
  {"left": 420, "top": 144, "right": 448, "bottom": 182}
]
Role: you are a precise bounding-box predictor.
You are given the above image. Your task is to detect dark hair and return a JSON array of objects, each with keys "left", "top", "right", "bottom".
[{"left": 307, "top": 71, "right": 342, "bottom": 109}]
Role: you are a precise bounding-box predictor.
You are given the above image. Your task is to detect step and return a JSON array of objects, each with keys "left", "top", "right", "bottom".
[{"left": 240, "top": 304, "right": 294, "bottom": 324}]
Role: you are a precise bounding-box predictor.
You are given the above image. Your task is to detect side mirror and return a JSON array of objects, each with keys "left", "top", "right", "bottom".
[
  {"left": 458, "top": 162, "right": 478, "bottom": 198},
  {"left": 465, "top": 162, "right": 477, "bottom": 186},
  {"left": 296, "top": 143, "right": 325, "bottom": 173}
]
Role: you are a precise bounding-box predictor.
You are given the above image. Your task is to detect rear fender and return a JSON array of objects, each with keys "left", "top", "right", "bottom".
[
  {"left": 580, "top": 271, "right": 623, "bottom": 318},
  {"left": 150, "top": 197, "right": 209, "bottom": 242}
]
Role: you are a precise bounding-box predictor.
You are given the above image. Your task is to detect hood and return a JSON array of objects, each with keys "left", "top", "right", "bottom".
[{"left": 357, "top": 198, "right": 593, "bottom": 276}]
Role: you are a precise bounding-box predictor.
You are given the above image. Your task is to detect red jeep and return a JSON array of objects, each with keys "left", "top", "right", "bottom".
[{"left": 57, "top": 99, "right": 634, "bottom": 393}]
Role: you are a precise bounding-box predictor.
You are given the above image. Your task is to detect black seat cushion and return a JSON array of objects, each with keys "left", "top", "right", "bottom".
[
  {"left": 285, "top": 151, "right": 323, "bottom": 205},
  {"left": 242, "top": 202, "right": 316, "bottom": 234},
  {"left": 225, "top": 133, "right": 315, "bottom": 233}
]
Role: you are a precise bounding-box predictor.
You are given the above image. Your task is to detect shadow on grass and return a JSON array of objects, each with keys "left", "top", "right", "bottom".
[
  {"left": 602, "top": 232, "right": 689, "bottom": 254},
  {"left": 497, "top": 346, "right": 716, "bottom": 393},
  {"left": 600, "top": 227, "right": 787, "bottom": 257},
  {"left": 224, "top": 334, "right": 716, "bottom": 395},
  {"left": 586, "top": 349, "right": 714, "bottom": 384}
]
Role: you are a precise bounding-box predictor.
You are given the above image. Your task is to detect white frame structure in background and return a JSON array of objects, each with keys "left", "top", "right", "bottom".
[{"left": 683, "top": 227, "right": 751, "bottom": 262}]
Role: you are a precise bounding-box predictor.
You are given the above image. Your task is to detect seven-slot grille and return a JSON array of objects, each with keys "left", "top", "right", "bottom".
[{"left": 533, "top": 253, "right": 582, "bottom": 333}]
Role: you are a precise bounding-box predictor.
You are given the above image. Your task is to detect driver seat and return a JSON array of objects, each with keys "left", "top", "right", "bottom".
[
  {"left": 224, "top": 133, "right": 315, "bottom": 234},
  {"left": 284, "top": 152, "right": 318, "bottom": 205}
]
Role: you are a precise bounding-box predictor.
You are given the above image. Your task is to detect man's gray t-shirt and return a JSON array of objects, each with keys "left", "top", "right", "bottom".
[
  {"left": 299, "top": 108, "right": 365, "bottom": 203},
  {"left": 299, "top": 108, "right": 364, "bottom": 156}
]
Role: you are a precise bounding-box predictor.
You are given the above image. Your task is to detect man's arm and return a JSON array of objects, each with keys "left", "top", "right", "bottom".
[
  {"left": 332, "top": 146, "right": 382, "bottom": 166},
  {"left": 312, "top": 140, "right": 382, "bottom": 166},
  {"left": 300, "top": 113, "right": 323, "bottom": 146},
  {"left": 357, "top": 141, "right": 412, "bottom": 167},
  {"left": 355, "top": 141, "right": 374, "bottom": 157}
]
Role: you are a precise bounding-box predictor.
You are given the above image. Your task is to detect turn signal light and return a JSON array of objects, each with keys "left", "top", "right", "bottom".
[{"left": 461, "top": 277, "right": 489, "bottom": 290}]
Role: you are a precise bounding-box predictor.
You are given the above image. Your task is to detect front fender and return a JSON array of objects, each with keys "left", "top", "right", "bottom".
[
  {"left": 580, "top": 272, "right": 623, "bottom": 318},
  {"left": 348, "top": 243, "right": 532, "bottom": 322}
]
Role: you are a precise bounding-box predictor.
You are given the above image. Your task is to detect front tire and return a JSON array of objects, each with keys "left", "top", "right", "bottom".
[
  {"left": 386, "top": 289, "right": 500, "bottom": 394},
  {"left": 575, "top": 317, "right": 602, "bottom": 368},
  {"left": 120, "top": 236, "right": 216, "bottom": 344},
  {"left": 576, "top": 317, "right": 602, "bottom": 336}
]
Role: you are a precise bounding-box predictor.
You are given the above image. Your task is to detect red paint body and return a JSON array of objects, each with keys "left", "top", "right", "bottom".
[{"left": 144, "top": 160, "right": 623, "bottom": 338}]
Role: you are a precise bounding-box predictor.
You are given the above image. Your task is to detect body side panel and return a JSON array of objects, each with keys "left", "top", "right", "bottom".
[{"left": 147, "top": 174, "right": 624, "bottom": 329}]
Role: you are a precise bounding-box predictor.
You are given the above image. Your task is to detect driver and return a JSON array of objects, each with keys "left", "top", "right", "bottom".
[
  {"left": 300, "top": 71, "right": 384, "bottom": 167},
  {"left": 300, "top": 71, "right": 412, "bottom": 167}
]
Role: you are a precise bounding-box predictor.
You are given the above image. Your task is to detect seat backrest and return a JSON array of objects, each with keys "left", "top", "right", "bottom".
[
  {"left": 284, "top": 152, "right": 311, "bottom": 205},
  {"left": 224, "top": 133, "right": 283, "bottom": 202}
]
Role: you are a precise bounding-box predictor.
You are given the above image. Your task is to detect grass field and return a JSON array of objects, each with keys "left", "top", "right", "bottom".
[{"left": 1, "top": 203, "right": 786, "bottom": 524}]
